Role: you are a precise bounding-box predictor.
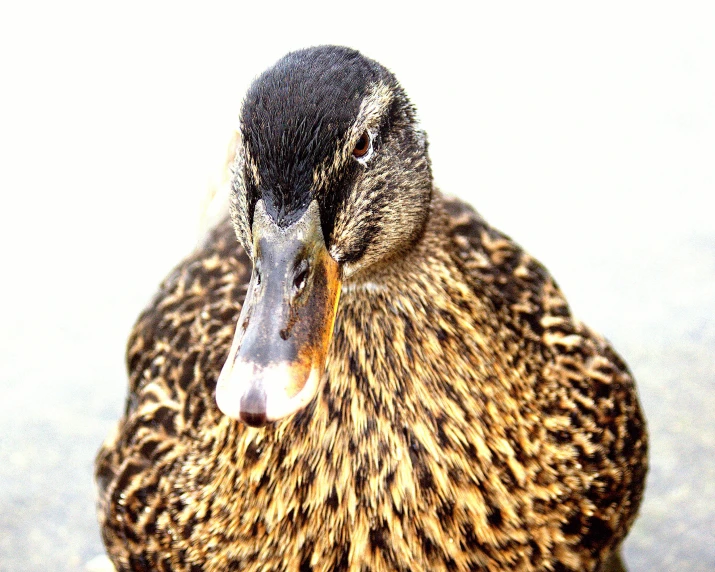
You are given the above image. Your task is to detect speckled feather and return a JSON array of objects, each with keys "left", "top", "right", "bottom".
[{"left": 96, "top": 191, "right": 646, "bottom": 571}]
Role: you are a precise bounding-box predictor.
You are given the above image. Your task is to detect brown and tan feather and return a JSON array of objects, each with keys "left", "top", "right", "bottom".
[{"left": 96, "top": 191, "right": 646, "bottom": 572}]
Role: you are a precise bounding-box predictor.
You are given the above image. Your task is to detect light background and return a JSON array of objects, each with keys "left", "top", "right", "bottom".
[{"left": 1, "top": 2, "right": 713, "bottom": 570}]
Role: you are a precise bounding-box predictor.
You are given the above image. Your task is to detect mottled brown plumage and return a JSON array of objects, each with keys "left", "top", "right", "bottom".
[{"left": 96, "top": 46, "right": 647, "bottom": 571}]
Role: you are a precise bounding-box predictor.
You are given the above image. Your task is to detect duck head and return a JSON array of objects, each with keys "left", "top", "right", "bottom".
[{"left": 216, "top": 46, "right": 432, "bottom": 426}]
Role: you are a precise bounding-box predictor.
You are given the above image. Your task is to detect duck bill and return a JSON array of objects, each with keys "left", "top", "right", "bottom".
[{"left": 216, "top": 200, "right": 341, "bottom": 426}]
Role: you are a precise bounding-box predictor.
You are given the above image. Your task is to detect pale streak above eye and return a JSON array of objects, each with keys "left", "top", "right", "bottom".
[
  {"left": 242, "top": 146, "right": 261, "bottom": 189},
  {"left": 229, "top": 144, "right": 261, "bottom": 259},
  {"left": 345, "top": 81, "right": 393, "bottom": 154},
  {"left": 313, "top": 81, "right": 394, "bottom": 189}
]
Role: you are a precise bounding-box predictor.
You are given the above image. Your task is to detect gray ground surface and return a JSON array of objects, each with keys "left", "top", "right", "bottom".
[{"left": 2, "top": 4, "right": 714, "bottom": 571}]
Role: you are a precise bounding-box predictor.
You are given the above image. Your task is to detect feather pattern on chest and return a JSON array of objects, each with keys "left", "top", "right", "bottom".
[{"left": 97, "top": 198, "right": 646, "bottom": 571}]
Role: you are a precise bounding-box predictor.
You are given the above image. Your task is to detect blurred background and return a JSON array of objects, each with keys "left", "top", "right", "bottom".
[{"left": 1, "top": 2, "right": 713, "bottom": 570}]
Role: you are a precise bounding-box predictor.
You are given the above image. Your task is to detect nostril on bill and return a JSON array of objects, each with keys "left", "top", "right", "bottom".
[
  {"left": 239, "top": 386, "right": 268, "bottom": 427},
  {"left": 240, "top": 410, "right": 268, "bottom": 427}
]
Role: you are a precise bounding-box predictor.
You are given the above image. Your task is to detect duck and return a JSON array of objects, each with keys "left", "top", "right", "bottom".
[{"left": 95, "top": 45, "right": 647, "bottom": 572}]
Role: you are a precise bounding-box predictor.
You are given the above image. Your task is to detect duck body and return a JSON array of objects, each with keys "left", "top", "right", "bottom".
[{"left": 96, "top": 46, "right": 647, "bottom": 571}]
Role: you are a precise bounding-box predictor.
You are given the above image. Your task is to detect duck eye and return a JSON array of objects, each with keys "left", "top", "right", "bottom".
[
  {"left": 352, "top": 131, "right": 371, "bottom": 158},
  {"left": 254, "top": 262, "right": 262, "bottom": 286},
  {"left": 293, "top": 262, "right": 309, "bottom": 293}
]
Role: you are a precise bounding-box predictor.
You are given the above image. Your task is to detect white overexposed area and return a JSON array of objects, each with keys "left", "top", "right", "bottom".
[{"left": 1, "top": 2, "right": 713, "bottom": 570}]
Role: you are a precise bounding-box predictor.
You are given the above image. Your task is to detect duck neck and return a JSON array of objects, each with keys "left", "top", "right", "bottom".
[
  {"left": 341, "top": 190, "right": 456, "bottom": 296},
  {"left": 324, "top": 191, "right": 497, "bottom": 427}
]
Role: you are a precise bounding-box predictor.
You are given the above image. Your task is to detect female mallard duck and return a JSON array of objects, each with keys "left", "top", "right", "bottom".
[{"left": 96, "top": 46, "right": 647, "bottom": 571}]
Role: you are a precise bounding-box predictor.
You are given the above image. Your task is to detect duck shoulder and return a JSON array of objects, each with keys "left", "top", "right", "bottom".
[
  {"left": 95, "top": 218, "right": 251, "bottom": 569},
  {"left": 442, "top": 193, "right": 648, "bottom": 559}
]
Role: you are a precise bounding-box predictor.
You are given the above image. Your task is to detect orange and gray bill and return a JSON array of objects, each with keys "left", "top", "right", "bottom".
[{"left": 216, "top": 200, "right": 341, "bottom": 426}]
